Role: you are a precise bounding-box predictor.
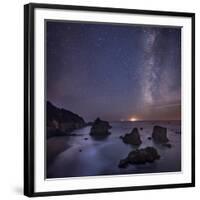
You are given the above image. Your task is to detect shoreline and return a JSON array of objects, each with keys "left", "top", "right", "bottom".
[{"left": 47, "top": 136, "right": 71, "bottom": 165}]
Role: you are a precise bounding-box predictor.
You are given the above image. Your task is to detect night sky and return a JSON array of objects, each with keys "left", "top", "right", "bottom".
[{"left": 46, "top": 21, "right": 181, "bottom": 122}]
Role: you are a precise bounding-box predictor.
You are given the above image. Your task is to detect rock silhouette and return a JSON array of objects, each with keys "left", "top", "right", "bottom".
[
  {"left": 152, "top": 126, "right": 169, "bottom": 143},
  {"left": 120, "top": 128, "right": 142, "bottom": 145},
  {"left": 47, "top": 101, "right": 85, "bottom": 138},
  {"left": 118, "top": 146, "right": 160, "bottom": 168},
  {"left": 90, "top": 118, "right": 111, "bottom": 137},
  {"left": 162, "top": 143, "right": 172, "bottom": 148}
]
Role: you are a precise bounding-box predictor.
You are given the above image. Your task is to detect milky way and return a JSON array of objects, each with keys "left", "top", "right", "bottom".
[
  {"left": 47, "top": 21, "right": 181, "bottom": 121},
  {"left": 137, "top": 27, "right": 181, "bottom": 120}
]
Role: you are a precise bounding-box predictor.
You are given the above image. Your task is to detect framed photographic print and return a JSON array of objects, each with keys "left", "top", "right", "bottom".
[{"left": 24, "top": 3, "right": 195, "bottom": 197}]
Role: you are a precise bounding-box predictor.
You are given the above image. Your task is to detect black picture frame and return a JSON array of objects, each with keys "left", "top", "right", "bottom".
[{"left": 24, "top": 3, "right": 195, "bottom": 197}]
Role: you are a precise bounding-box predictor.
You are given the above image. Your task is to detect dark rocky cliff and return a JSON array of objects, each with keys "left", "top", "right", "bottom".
[{"left": 47, "top": 101, "right": 85, "bottom": 138}]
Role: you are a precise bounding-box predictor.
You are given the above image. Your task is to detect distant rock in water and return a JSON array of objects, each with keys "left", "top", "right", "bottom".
[
  {"left": 86, "top": 122, "right": 93, "bottom": 126},
  {"left": 152, "top": 126, "right": 169, "bottom": 143},
  {"left": 47, "top": 101, "right": 85, "bottom": 138},
  {"left": 118, "top": 147, "right": 160, "bottom": 168},
  {"left": 175, "top": 131, "right": 181, "bottom": 134},
  {"left": 120, "top": 128, "right": 142, "bottom": 145},
  {"left": 162, "top": 143, "right": 172, "bottom": 148},
  {"left": 90, "top": 118, "right": 111, "bottom": 137}
]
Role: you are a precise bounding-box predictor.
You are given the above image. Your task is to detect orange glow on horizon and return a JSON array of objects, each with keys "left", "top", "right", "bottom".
[{"left": 129, "top": 117, "right": 138, "bottom": 122}]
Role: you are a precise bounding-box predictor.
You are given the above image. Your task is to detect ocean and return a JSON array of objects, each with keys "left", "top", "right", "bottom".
[{"left": 47, "top": 121, "right": 181, "bottom": 178}]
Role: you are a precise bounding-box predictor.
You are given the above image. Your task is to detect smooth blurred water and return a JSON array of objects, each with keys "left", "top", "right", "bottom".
[{"left": 47, "top": 121, "right": 181, "bottom": 178}]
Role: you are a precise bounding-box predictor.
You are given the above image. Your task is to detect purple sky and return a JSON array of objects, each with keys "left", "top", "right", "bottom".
[{"left": 46, "top": 21, "right": 181, "bottom": 122}]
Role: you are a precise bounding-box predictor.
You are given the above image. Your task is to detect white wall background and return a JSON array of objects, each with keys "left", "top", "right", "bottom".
[{"left": 0, "top": 0, "right": 199, "bottom": 199}]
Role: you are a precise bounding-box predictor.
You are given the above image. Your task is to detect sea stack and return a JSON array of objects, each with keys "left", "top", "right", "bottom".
[
  {"left": 121, "top": 128, "right": 142, "bottom": 145},
  {"left": 90, "top": 118, "right": 112, "bottom": 136},
  {"left": 152, "top": 126, "right": 169, "bottom": 143},
  {"left": 118, "top": 146, "right": 160, "bottom": 168}
]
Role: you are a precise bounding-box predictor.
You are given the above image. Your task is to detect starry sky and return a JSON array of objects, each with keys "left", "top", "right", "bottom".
[{"left": 46, "top": 20, "right": 181, "bottom": 122}]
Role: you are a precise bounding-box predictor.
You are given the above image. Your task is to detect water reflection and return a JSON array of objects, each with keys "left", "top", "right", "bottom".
[
  {"left": 90, "top": 134, "right": 111, "bottom": 141},
  {"left": 47, "top": 121, "right": 181, "bottom": 178}
]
